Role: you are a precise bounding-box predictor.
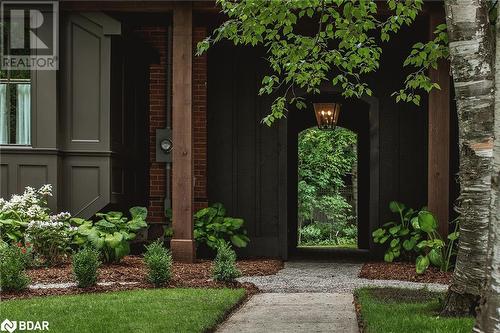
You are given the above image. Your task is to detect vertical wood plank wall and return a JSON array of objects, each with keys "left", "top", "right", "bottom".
[
  {"left": 171, "top": 6, "right": 195, "bottom": 262},
  {"left": 428, "top": 6, "right": 451, "bottom": 236}
]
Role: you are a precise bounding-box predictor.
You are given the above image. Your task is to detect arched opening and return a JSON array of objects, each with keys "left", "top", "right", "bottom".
[
  {"left": 297, "top": 127, "right": 359, "bottom": 249},
  {"left": 287, "top": 93, "right": 378, "bottom": 258}
]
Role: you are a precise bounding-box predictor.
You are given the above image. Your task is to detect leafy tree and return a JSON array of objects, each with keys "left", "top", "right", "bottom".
[
  {"left": 197, "top": 0, "right": 423, "bottom": 125},
  {"left": 298, "top": 127, "right": 356, "bottom": 229}
]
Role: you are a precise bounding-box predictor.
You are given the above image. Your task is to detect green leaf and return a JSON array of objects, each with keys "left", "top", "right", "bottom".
[
  {"left": 98, "top": 211, "right": 123, "bottom": 221},
  {"left": 128, "top": 218, "right": 148, "bottom": 231},
  {"left": 389, "top": 225, "right": 401, "bottom": 235},
  {"left": 372, "top": 228, "right": 385, "bottom": 238},
  {"left": 130, "top": 206, "right": 147, "bottom": 220},
  {"left": 416, "top": 255, "right": 430, "bottom": 274},
  {"left": 70, "top": 218, "right": 87, "bottom": 225},
  {"left": 447, "top": 231, "right": 459, "bottom": 241},
  {"left": 225, "top": 218, "right": 244, "bottom": 229},
  {"left": 418, "top": 211, "right": 437, "bottom": 233},
  {"left": 88, "top": 231, "right": 105, "bottom": 249},
  {"left": 105, "top": 232, "right": 123, "bottom": 249},
  {"left": 403, "top": 239, "right": 416, "bottom": 251},
  {"left": 389, "top": 201, "right": 405, "bottom": 213},
  {"left": 390, "top": 238, "right": 400, "bottom": 248},
  {"left": 114, "top": 242, "right": 130, "bottom": 261},
  {"left": 411, "top": 217, "right": 420, "bottom": 230},
  {"left": 230, "top": 234, "right": 248, "bottom": 248},
  {"left": 428, "top": 248, "right": 443, "bottom": 267},
  {"left": 95, "top": 219, "right": 116, "bottom": 229},
  {"left": 384, "top": 251, "right": 394, "bottom": 262}
]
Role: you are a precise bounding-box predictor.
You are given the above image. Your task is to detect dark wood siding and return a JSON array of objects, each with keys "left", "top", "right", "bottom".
[
  {"left": 208, "top": 45, "right": 286, "bottom": 257},
  {"left": 208, "top": 17, "right": 430, "bottom": 258}
]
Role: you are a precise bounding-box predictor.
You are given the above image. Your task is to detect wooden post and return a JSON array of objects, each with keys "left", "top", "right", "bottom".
[
  {"left": 428, "top": 6, "right": 451, "bottom": 236},
  {"left": 171, "top": 5, "right": 195, "bottom": 262}
]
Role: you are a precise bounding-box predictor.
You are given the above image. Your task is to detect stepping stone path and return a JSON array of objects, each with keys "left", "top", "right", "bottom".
[{"left": 217, "top": 261, "right": 448, "bottom": 333}]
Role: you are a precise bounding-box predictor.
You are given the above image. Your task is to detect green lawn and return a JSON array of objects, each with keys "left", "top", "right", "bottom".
[
  {"left": 1, "top": 288, "right": 246, "bottom": 333},
  {"left": 355, "top": 288, "right": 474, "bottom": 333}
]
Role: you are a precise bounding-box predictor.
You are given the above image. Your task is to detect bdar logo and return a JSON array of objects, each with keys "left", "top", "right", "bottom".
[{"left": 0, "top": 319, "right": 17, "bottom": 333}]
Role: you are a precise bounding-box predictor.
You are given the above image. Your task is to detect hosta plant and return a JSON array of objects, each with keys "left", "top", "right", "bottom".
[
  {"left": 71, "top": 207, "right": 148, "bottom": 263},
  {"left": 194, "top": 203, "right": 250, "bottom": 250},
  {"left": 372, "top": 201, "right": 459, "bottom": 274},
  {"left": 414, "top": 212, "right": 459, "bottom": 274},
  {"left": 372, "top": 201, "right": 425, "bottom": 262}
]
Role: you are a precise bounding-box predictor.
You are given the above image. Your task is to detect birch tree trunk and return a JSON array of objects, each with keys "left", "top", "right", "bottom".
[
  {"left": 442, "top": 0, "right": 495, "bottom": 316},
  {"left": 473, "top": 3, "right": 500, "bottom": 330}
]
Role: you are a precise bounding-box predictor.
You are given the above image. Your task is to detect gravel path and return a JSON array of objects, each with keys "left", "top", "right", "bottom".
[{"left": 238, "top": 261, "right": 448, "bottom": 293}]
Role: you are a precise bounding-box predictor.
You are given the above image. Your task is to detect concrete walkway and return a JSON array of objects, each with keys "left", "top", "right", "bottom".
[
  {"left": 217, "top": 293, "right": 358, "bottom": 333},
  {"left": 217, "top": 261, "right": 448, "bottom": 333}
]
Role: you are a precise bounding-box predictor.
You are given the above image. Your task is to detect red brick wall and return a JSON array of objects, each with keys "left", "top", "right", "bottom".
[
  {"left": 135, "top": 26, "right": 168, "bottom": 225},
  {"left": 193, "top": 27, "right": 208, "bottom": 212},
  {"left": 136, "top": 25, "right": 208, "bottom": 227}
]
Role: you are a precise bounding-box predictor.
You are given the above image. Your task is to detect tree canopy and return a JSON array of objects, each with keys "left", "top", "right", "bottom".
[{"left": 197, "top": 0, "right": 449, "bottom": 125}]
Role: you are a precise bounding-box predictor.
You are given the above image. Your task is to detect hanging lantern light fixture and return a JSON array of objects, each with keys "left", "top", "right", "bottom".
[{"left": 313, "top": 102, "right": 341, "bottom": 130}]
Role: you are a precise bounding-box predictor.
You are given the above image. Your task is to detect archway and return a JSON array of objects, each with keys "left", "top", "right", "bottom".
[{"left": 287, "top": 93, "right": 379, "bottom": 257}]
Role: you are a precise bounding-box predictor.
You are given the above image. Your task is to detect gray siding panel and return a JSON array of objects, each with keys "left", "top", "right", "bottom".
[
  {"left": 1, "top": 164, "right": 9, "bottom": 197},
  {"left": 59, "top": 13, "right": 120, "bottom": 217},
  {"left": 71, "top": 24, "right": 102, "bottom": 143}
]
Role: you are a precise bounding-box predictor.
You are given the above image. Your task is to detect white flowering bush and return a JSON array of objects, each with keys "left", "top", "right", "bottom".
[
  {"left": 26, "top": 213, "right": 75, "bottom": 266},
  {"left": 0, "top": 185, "right": 74, "bottom": 266},
  {"left": 0, "top": 185, "right": 53, "bottom": 244}
]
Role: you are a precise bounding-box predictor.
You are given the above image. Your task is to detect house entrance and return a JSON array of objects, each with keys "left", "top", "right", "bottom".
[{"left": 287, "top": 94, "right": 378, "bottom": 258}]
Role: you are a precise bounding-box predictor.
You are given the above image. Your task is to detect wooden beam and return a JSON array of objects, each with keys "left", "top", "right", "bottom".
[
  {"left": 61, "top": 1, "right": 217, "bottom": 12},
  {"left": 428, "top": 6, "right": 451, "bottom": 237},
  {"left": 171, "top": 5, "right": 195, "bottom": 262}
]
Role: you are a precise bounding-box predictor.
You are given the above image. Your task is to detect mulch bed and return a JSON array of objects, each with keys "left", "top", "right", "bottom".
[
  {"left": 359, "top": 262, "right": 452, "bottom": 284},
  {"left": 1, "top": 257, "right": 281, "bottom": 301}
]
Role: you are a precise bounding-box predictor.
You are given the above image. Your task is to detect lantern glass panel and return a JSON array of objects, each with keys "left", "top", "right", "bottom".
[{"left": 313, "top": 103, "right": 341, "bottom": 130}]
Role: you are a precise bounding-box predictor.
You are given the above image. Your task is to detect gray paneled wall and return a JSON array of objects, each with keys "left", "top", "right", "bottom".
[{"left": 1, "top": 12, "right": 126, "bottom": 219}]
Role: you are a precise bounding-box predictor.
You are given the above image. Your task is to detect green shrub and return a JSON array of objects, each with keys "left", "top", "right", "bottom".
[
  {"left": 212, "top": 242, "right": 241, "bottom": 282},
  {"left": 0, "top": 244, "right": 30, "bottom": 291},
  {"left": 194, "top": 203, "right": 249, "bottom": 250},
  {"left": 71, "top": 207, "right": 148, "bottom": 263},
  {"left": 299, "top": 221, "right": 357, "bottom": 247},
  {"left": 144, "top": 240, "right": 172, "bottom": 287},
  {"left": 372, "top": 201, "right": 459, "bottom": 274},
  {"left": 72, "top": 248, "right": 101, "bottom": 288}
]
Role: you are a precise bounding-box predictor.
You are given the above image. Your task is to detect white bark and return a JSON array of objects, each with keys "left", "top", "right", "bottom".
[
  {"left": 442, "top": 0, "right": 495, "bottom": 315},
  {"left": 473, "top": 3, "right": 500, "bottom": 331}
]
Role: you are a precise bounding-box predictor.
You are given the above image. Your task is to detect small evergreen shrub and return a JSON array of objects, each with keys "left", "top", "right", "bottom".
[
  {"left": 0, "top": 244, "right": 30, "bottom": 291},
  {"left": 72, "top": 248, "right": 101, "bottom": 288},
  {"left": 212, "top": 242, "right": 241, "bottom": 282},
  {"left": 144, "top": 240, "right": 172, "bottom": 287}
]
